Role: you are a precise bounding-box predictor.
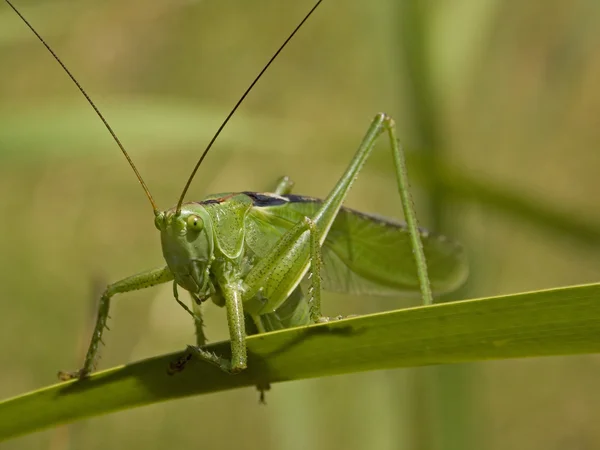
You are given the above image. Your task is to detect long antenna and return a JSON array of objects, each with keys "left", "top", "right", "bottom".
[
  {"left": 176, "top": 0, "right": 323, "bottom": 213},
  {"left": 5, "top": 0, "right": 159, "bottom": 214}
]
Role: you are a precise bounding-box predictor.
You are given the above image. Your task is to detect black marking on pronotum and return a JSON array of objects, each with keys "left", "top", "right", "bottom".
[{"left": 243, "top": 192, "right": 289, "bottom": 207}]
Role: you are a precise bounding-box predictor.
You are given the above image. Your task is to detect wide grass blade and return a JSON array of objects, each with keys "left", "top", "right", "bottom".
[{"left": 0, "top": 282, "right": 599, "bottom": 442}]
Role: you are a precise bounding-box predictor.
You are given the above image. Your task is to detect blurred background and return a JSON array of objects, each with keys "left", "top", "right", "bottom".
[{"left": 1, "top": 0, "right": 600, "bottom": 448}]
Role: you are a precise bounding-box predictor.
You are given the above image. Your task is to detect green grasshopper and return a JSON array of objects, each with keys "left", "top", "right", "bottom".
[{"left": 7, "top": 0, "right": 468, "bottom": 378}]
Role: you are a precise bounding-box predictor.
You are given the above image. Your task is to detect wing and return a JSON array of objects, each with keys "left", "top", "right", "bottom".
[{"left": 244, "top": 193, "right": 468, "bottom": 297}]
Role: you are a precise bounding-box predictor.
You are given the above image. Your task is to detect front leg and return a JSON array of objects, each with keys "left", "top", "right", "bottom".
[
  {"left": 172, "top": 282, "right": 208, "bottom": 347},
  {"left": 59, "top": 266, "right": 174, "bottom": 380},
  {"left": 223, "top": 280, "right": 247, "bottom": 372},
  {"left": 188, "top": 265, "right": 247, "bottom": 373}
]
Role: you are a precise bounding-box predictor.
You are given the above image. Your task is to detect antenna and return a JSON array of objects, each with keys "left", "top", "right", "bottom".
[
  {"left": 5, "top": 0, "right": 159, "bottom": 214},
  {"left": 176, "top": 0, "right": 323, "bottom": 213}
]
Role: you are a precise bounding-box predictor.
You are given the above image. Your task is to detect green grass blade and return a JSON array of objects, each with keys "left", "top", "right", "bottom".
[{"left": 1, "top": 282, "right": 599, "bottom": 442}]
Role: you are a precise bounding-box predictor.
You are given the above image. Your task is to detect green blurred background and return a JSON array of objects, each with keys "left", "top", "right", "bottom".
[{"left": 1, "top": 0, "right": 600, "bottom": 448}]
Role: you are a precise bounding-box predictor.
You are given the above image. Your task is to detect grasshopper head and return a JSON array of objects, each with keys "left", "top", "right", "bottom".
[{"left": 155, "top": 204, "right": 214, "bottom": 296}]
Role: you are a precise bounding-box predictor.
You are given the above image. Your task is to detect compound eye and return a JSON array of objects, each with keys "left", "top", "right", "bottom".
[
  {"left": 187, "top": 214, "right": 203, "bottom": 231},
  {"left": 154, "top": 212, "right": 165, "bottom": 231}
]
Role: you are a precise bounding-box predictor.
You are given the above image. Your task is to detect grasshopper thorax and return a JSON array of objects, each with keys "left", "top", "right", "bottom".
[{"left": 155, "top": 204, "right": 215, "bottom": 296}]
